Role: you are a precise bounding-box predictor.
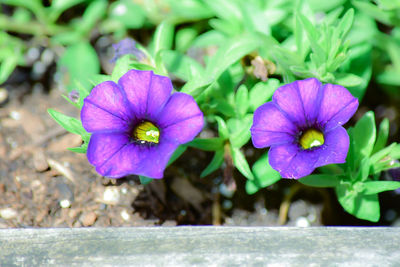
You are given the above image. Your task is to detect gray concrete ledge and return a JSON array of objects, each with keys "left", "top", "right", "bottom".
[{"left": 0, "top": 227, "right": 399, "bottom": 266}]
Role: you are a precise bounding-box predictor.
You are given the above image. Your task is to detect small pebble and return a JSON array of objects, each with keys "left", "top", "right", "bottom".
[
  {"left": 385, "top": 209, "right": 397, "bottom": 222},
  {"left": 32, "top": 61, "right": 46, "bottom": 79},
  {"left": 81, "top": 212, "right": 97, "bottom": 227},
  {"left": 26, "top": 47, "right": 40, "bottom": 63},
  {"left": 219, "top": 183, "right": 235, "bottom": 198},
  {"left": 41, "top": 49, "right": 54, "bottom": 65},
  {"left": 103, "top": 187, "right": 120, "bottom": 205},
  {"left": 222, "top": 200, "right": 233, "bottom": 210},
  {"left": 9, "top": 111, "right": 21, "bottom": 121},
  {"left": 33, "top": 150, "right": 48, "bottom": 172},
  {"left": 60, "top": 199, "right": 71, "bottom": 209},
  {"left": 0, "top": 208, "right": 18, "bottom": 220},
  {"left": 0, "top": 88, "right": 8, "bottom": 105},
  {"left": 120, "top": 209, "right": 130, "bottom": 221},
  {"left": 295, "top": 216, "right": 310, "bottom": 227}
]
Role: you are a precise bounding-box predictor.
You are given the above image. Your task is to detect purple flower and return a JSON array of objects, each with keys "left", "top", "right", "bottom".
[
  {"left": 111, "top": 38, "right": 145, "bottom": 63},
  {"left": 68, "top": 90, "right": 80, "bottom": 103},
  {"left": 81, "top": 70, "right": 204, "bottom": 178},
  {"left": 251, "top": 78, "right": 359, "bottom": 179}
]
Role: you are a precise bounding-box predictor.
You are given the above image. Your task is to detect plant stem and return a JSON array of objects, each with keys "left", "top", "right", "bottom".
[{"left": 0, "top": 15, "right": 68, "bottom": 36}]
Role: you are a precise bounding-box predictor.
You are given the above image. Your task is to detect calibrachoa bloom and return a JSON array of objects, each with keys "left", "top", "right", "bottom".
[
  {"left": 251, "top": 78, "right": 359, "bottom": 179},
  {"left": 81, "top": 70, "right": 204, "bottom": 178}
]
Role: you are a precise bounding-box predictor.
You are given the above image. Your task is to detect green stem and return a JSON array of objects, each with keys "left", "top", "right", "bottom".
[{"left": 0, "top": 15, "right": 68, "bottom": 36}]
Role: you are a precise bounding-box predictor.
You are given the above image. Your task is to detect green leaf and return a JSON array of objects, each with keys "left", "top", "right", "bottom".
[
  {"left": 235, "top": 84, "right": 249, "bottom": 118},
  {"left": 111, "top": 54, "right": 132, "bottom": 82},
  {"left": 231, "top": 146, "right": 254, "bottom": 180},
  {"left": 203, "top": 0, "right": 242, "bottom": 21},
  {"left": 389, "top": 143, "right": 400, "bottom": 159},
  {"left": 371, "top": 143, "right": 397, "bottom": 165},
  {"left": 352, "top": 0, "right": 393, "bottom": 26},
  {"left": 363, "top": 181, "right": 400, "bottom": 195},
  {"left": 191, "top": 30, "right": 226, "bottom": 48},
  {"left": 205, "top": 33, "right": 261, "bottom": 79},
  {"left": 370, "top": 143, "right": 399, "bottom": 173},
  {"left": 109, "top": 0, "right": 146, "bottom": 29},
  {"left": 151, "top": 21, "right": 174, "bottom": 75},
  {"left": 68, "top": 141, "right": 88, "bottom": 154},
  {"left": 356, "top": 158, "right": 371, "bottom": 182},
  {"left": 353, "top": 111, "right": 376, "bottom": 166},
  {"left": 90, "top": 74, "right": 111, "bottom": 85},
  {"left": 213, "top": 99, "right": 236, "bottom": 117},
  {"left": 298, "top": 14, "right": 326, "bottom": 66},
  {"left": 336, "top": 8, "right": 354, "bottom": 39},
  {"left": 245, "top": 153, "right": 280, "bottom": 194},
  {"left": 47, "top": 109, "right": 89, "bottom": 138},
  {"left": 215, "top": 116, "right": 229, "bottom": 140},
  {"left": 200, "top": 149, "right": 225, "bottom": 178},
  {"left": 187, "top": 138, "right": 224, "bottom": 151},
  {"left": 1, "top": 0, "right": 45, "bottom": 22},
  {"left": 152, "top": 20, "right": 174, "bottom": 56},
  {"left": 80, "top": 0, "right": 107, "bottom": 35},
  {"left": 168, "top": 0, "right": 213, "bottom": 21},
  {"left": 336, "top": 184, "right": 380, "bottom": 222},
  {"left": 372, "top": 118, "right": 389, "bottom": 154},
  {"left": 249, "top": 79, "right": 279, "bottom": 111},
  {"left": 139, "top": 176, "right": 153, "bottom": 185},
  {"left": 339, "top": 42, "right": 372, "bottom": 100},
  {"left": 0, "top": 53, "right": 18, "bottom": 84},
  {"left": 162, "top": 50, "right": 205, "bottom": 81},
  {"left": 175, "top": 28, "right": 197, "bottom": 52},
  {"left": 335, "top": 73, "right": 363, "bottom": 87},
  {"left": 51, "top": 31, "right": 82, "bottom": 46},
  {"left": 228, "top": 114, "right": 252, "bottom": 148},
  {"left": 182, "top": 33, "right": 262, "bottom": 97},
  {"left": 299, "top": 174, "right": 341, "bottom": 188},
  {"left": 58, "top": 42, "right": 100, "bottom": 91},
  {"left": 209, "top": 18, "right": 242, "bottom": 36},
  {"left": 12, "top": 7, "right": 32, "bottom": 23}
]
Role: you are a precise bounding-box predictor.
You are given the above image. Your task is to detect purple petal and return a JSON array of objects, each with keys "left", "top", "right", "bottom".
[
  {"left": 251, "top": 102, "right": 297, "bottom": 148},
  {"left": 318, "top": 83, "right": 359, "bottom": 131},
  {"left": 268, "top": 143, "right": 319, "bottom": 179},
  {"left": 81, "top": 81, "right": 132, "bottom": 133},
  {"left": 87, "top": 132, "right": 130, "bottom": 169},
  {"left": 157, "top": 93, "right": 204, "bottom": 144},
  {"left": 134, "top": 140, "right": 180, "bottom": 178},
  {"left": 92, "top": 137, "right": 178, "bottom": 179},
  {"left": 272, "top": 82, "right": 305, "bottom": 127},
  {"left": 272, "top": 78, "right": 323, "bottom": 127},
  {"left": 296, "top": 78, "right": 323, "bottom": 125},
  {"left": 314, "top": 126, "right": 349, "bottom": 167},
  {"left": 118, "top": 70, "right": 172, "bottom": 119}
]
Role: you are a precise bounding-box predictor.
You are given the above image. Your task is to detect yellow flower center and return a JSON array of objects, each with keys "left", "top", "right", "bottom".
[
  {"left": 299, "top": 129, "right": 324, "bottom": 150},
  {"left": 133, "top": 121, "right": 160, "bottom": 144}
]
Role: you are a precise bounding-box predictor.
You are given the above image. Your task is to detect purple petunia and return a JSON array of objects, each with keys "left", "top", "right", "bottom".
[
  {"left": 251, "top": 78, "right": 359, "bottom": 179},
  {"left": 81, "top": 69, "right": 204, "bottom": 178}
]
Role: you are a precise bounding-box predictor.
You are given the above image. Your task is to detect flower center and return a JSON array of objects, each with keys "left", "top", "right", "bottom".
[
  {"left": 299, "top": 129, "right": 324, "bottom": 150},
  {"left": 133, "top": 121, "right": 160, "bottom": 144}
]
